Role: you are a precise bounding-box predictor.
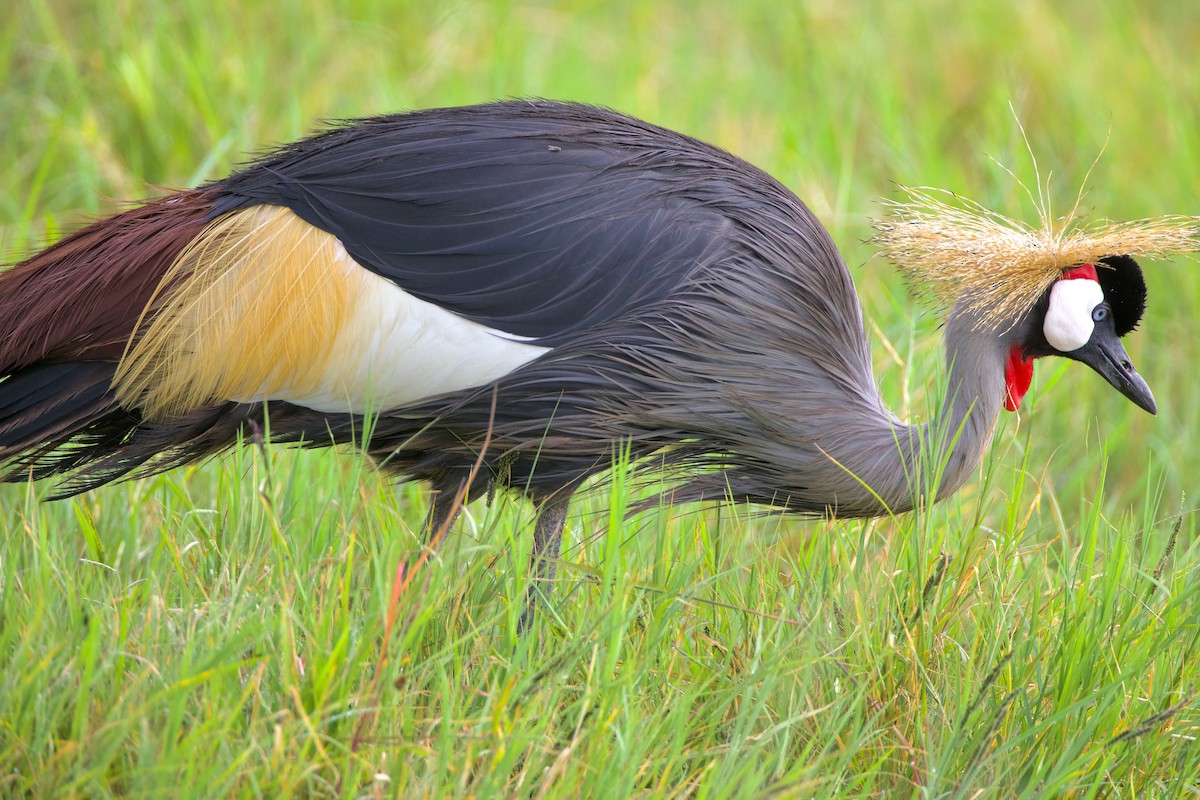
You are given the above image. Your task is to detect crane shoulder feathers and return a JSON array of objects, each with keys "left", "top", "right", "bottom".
[{"left": 206, "top": 101, "right": 768, "bottom": 345}]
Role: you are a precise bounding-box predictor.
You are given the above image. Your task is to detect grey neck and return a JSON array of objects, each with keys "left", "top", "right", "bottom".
[
  {"left": 850, "top": 310, "right": 1010, "bottom": 516},
  {"left": 922, "top": 311, "right": 1009, "bottom": 504}
]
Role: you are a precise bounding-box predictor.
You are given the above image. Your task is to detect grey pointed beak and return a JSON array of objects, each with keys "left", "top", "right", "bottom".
[{"left": 1072, "top": 328, "right": 1157, "bottom": 415}]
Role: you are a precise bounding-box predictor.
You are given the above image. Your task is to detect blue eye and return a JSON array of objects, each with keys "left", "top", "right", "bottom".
[{"left": 1092, "top": 305, "right": 1109, "bottom": 323}]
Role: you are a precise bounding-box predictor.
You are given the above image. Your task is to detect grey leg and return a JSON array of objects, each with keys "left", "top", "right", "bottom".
[
  {"left": 517, "top": 494, "right": 572, "bottom": 632},
  {"left": 422, "top": 479, "right": 466, "bottom": 545}
]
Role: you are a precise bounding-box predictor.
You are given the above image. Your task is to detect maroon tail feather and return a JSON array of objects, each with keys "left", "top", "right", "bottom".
[
  {"left": 0, "top": 189, "right": 220, "bottom": 488},
  {"left": 0, "top": 189, "right": 215, "bottom": 370}
]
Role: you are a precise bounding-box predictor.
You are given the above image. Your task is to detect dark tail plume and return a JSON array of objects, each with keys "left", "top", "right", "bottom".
[{"left": 0, "top": 189, "right": 217, "bottom": 489}]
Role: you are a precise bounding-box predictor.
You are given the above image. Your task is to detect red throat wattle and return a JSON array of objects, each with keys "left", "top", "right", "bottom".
[{"left": 1004, "top": 345, "right": 1034, "bottom": 412}]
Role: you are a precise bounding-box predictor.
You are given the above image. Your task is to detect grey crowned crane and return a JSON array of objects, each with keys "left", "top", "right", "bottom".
[{"left": 0, "top": 100, "right": 1187, "bottom": 615}]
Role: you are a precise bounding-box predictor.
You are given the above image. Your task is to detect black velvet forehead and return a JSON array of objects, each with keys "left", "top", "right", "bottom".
[{"left": 1096, "top": 255, "right": 1146, "bottom": 337}]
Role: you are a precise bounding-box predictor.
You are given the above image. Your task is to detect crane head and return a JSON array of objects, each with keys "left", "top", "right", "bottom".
[
  {"left": 1010, "top": 255, "right": 1155, "bottom": 414},
  {"left": 872, "top": 185, "right": 1199, "bottom": 417}
]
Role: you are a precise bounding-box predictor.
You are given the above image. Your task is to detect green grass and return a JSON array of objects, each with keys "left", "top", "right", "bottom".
[{"left": 3, "top": 1, "right": 1200, "bottom": 796}]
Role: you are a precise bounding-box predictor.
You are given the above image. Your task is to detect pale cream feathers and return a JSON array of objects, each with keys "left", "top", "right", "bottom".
[
  {"left": 116, "top": 206, "right": 355, "bottom": 417},
  {"left": 871, "top": 185, "right": 1200, "bottom": 328},
  {"left": 115, "top": 206, "right": 547, "bottom": 419}
]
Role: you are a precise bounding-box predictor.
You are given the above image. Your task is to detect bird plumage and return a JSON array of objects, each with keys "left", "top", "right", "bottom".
[
  {"left": 0, "top": 100, "right": 1171, "bottom": 548},
  {"left": 872, "top": 186, "right": 1187, "bottom": 329}
]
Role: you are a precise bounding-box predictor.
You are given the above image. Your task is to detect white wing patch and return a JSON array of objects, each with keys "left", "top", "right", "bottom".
[
  {"left": 1043, "top": 279, "right": 1104, "bottom": 352},
  {"left": 115, "top": 206, "right": 549, "bottom": 419},
  {"left": 253, "top": 241, "right": 550, "bottom": 413}
]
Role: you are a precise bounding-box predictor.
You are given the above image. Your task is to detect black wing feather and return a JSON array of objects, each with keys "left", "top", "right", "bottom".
[{"left": 209, "top": 101, "right": 740, "bottom": 344}]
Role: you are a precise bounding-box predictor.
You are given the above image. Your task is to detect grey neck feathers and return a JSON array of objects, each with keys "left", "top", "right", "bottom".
[{"left": 847, "top": 309, "right": 1009, "bottom": 516}]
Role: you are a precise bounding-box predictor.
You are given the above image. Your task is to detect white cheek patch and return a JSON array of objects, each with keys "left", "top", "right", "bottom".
[{"left": 1043, "top": 279, "right": 1105, "bottom": 351}]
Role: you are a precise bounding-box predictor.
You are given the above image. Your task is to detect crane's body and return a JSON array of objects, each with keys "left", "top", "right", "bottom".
[{"left": 0, "top": 101, "right": 1167, "bottom": 614}]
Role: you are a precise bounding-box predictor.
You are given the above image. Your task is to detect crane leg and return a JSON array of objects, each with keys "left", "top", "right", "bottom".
[
  {"left": 421, "top": 478, "right": 466, "bottom": 545},
  {"left": 517, "top": 493, "right": 572, "bottom": 632}
]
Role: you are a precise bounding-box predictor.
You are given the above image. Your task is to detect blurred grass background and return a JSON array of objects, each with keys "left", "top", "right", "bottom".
[{"left": 2, "top": 1, "right": 1199, "bottom": 797}]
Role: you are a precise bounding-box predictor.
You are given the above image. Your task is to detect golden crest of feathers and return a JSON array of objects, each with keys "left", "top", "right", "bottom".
[{"left": 871, "top": 185, "right": 1200, "bottom": 327}]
